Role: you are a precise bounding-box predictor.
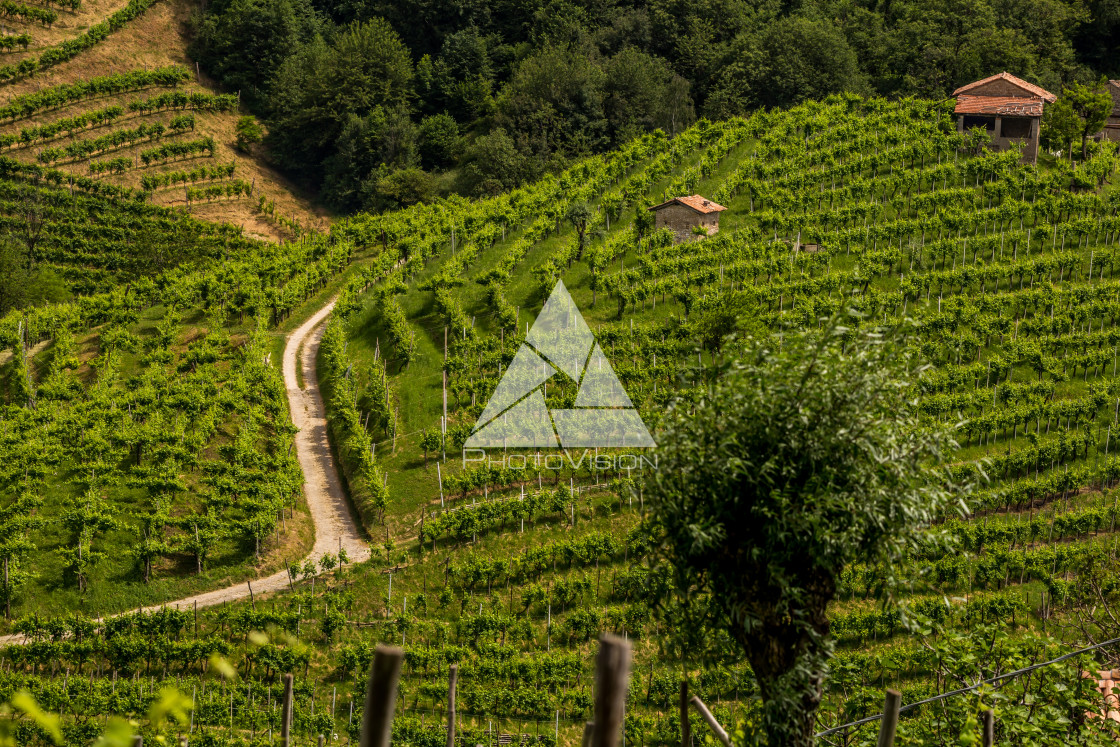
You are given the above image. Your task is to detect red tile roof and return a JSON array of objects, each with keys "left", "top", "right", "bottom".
[
  {"left": 648, "top": 195, "right": 727, "bottom": 214},
  {"left": 953, "top": 72, "right": 1056, "bottom": 102},
  {"left": 954, "top": 95, "right": 1043, "bottom": 117}
]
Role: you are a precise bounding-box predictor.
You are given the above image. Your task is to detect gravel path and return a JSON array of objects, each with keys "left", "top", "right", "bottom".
[{"left": 133, "top": 299, "right": 371, "bottom": 613}]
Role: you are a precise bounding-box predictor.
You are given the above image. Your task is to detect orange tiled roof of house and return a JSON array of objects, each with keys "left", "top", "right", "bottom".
[
  {"left": 954, "top": 95, "right": 1045, "bottom": 117},
  {"left": 648, "top": 195, "right": 727, "bottom": 214},
  {"left": 953, "top": 72, "right": 1056, "bottom": 102}
]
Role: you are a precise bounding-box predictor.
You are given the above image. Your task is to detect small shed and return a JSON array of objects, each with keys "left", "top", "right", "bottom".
[
  {"left": 647, "top": 195, "right": 727, "bottom": 243},
  {"left": 1103, "top": 80, "right": 1120, "bottom": 143},
  {"left": 952, "top": 72, "right": 1056, "bottom": 164}
]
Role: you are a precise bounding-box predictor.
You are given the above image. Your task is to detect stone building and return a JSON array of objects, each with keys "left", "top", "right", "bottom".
[
  {"left": 647, "top": 195, "right": 726, "bottom": 243},
  {"left": 953, "top": 72, "right": 1056, "bottom": 164},
  {"left": 1103, "top": 80, "right": 1120, "bottom": 143}
]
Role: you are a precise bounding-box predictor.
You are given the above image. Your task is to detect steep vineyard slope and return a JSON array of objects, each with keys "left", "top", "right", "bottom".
[
  {"left": 308, "top": 96, "right": 1120, "bottom": 745},
  {"left": 0, "top": 158, "right": 372, "bottom": 621},
  {"left": 1, "top": 96, "right": 1120, "bottom": 746}
]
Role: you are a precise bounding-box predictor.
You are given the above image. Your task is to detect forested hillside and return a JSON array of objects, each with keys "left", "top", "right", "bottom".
[{"left": 191, "top": 0, "right": 1120, "bottom": 212}]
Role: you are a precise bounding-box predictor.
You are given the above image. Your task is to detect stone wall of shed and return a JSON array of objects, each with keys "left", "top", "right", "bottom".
[
  {"left": 653, "top": 203, "right": 720, "bottom": 243},
  {"left": 957, "top": 113, "right": 1040, "bottom": 163},
  {"left": 1106, "top": 118, "right": 1120, "bottom": 143}
]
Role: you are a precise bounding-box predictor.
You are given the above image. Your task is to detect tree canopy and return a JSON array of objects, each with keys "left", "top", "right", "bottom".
[
  {"left": 190, "top": 0, "right": 1117, "bottom": 210},
  {"left": 644, "top": 318, "right": 968, "bottom": 746}
]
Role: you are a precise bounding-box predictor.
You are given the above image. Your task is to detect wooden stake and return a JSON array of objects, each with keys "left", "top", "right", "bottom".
[
  {"left": 679, "top": 681, "right": 689, "bottom": 747},
  {"left": 281, "top": 673, "right": 294, "bottom": 747},
  {"left": 582, "top": 722, "right": 595, "bottom": 747},
  {"left": 446, "top": 664, "right": 458, "bottom": 747},
  {"left": 360, "top": 645, "right": 404, "bottom": 747},
  {"left": 981, "top": 710, "right": 994, "bottom": 747},
  {"left": 876, "top": 689, "right": 901, "bottom": 747},
  {"left": 591, "top": 634, "right": 632, "bottom": 747}
]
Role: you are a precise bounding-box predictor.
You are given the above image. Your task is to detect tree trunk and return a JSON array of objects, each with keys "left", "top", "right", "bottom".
[{"left": 735, "top": 593, "right": 831, "bottom": 747}]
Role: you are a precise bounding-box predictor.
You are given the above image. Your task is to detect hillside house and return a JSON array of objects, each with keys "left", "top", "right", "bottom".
[
  {"left": 953, "top": 72, "right": 1056, "bottom": 164},
  {"left": 1103, "top": 80, "right": 1120, "bottom": 142},
  {"left": 648, "top": 195, "right": 726, "bottom": 243}
]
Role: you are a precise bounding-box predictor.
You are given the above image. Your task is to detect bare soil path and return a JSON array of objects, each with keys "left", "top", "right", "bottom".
[{"left": 131, "top": 299, "right": 370, "bottom": 613}]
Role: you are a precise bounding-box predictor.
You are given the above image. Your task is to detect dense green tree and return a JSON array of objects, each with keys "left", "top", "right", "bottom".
[
  {"left": 267, "top": 19, "right": 414, "bottom": 185},
  {"left": 418, "top": 113, "right": 462, "bottom": 170},
  {"left": 1042, "top": 96, "right": 1080, "bottom": 157},
  {"left": 456, "top": 127, "right": 535, "bottom": 197},
  {"left": 644, "top": 319, "right": 965, "bottom": 747},
  {"left": 495, "top": 44, "right": 608, "bottom": 159},
  {"left": 234, "top": 115, "right": 264, "bottom": 152},
  {"left": 415, "top": 27, "right": 497, "bottom": 120},
  {"left": 703, "top": 32, "right": 768, "bottom": 118},
  {"left": 321, "top": 105, "right": 420, "bottom": 210},
  {"left": 647, "top": 0, "right": 753, "bottom": 102},
  {"left": 1076, "top": 0, "right": 1120, "bottom": 76},
  {"left": 592, "top": 6, "right": 653, "bottom": 54},
  {"left": 603, "top": 48, "right": 694, "bottom": 144},
  {"left": 1064, "top": 80, "right": 1113, "bottom": 158},
  {"left": 313, "top": 0, "right": 496, "bottom": 56},
  {"left": 757, "top": 16, "right": 868, "bottom": 108},
  {"left": 688, "top": 294, "right": 762, "bottom": 355},
  {"left": 190, "top": 0, "right": 322, "bottom": 108},
  {"left": 367, "top": 167, "right": 439, "bottom": 211},
  {"left": 705, "top": 16, "right": 866, "bottom": 114}
]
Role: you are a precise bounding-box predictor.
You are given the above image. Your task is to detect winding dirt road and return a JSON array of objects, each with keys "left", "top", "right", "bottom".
[
  {"left": 137, "top": 299, "right": 370, "bottom": 613},
  {"left": 0, "top": 299, "right": 369, "bottom": 646}
]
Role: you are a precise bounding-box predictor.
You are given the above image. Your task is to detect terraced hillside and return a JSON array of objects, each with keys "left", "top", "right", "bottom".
[
  {"left": 1, "top": 94, "right": 1120, "bottom": 747},
  {"left": 0, "top": 153, "right": 369, "bottom": 617},
  {"left": 0, "top": 0, "right": 351, "bottom": 614},
  {"left": 0, "top": 0, "right": 327, "bottom": 243}
]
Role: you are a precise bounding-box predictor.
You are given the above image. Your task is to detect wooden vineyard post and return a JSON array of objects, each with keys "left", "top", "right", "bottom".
[
  {"left": 980, "top": 709, "right": 994, "bottom": 747},
  {"left": 688, "top": 696, "right": 730, "bottom": 747},
  {"left": 582, "top": 722, "right": 595, "bottom": 747},
  {"left": 360, "top": 645, "right": 404, "bottom": 747},
  {"left": 876, "top": 689, "right": 901, "bottom": 747},
  {"left": 679, "top": 681, "right": 689, "bottom": 747},
  {"left": 446, "top": 664, "right": 458, "bottom": 747},
  {"left": 281, "top": 673, "right": 294, "bottom": 747},
  {"left": 591, "top": 634, "right": 632, "bottom": 747},
  {"left": 443, "top": 325, "right": 448, "bottom": 462}
]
